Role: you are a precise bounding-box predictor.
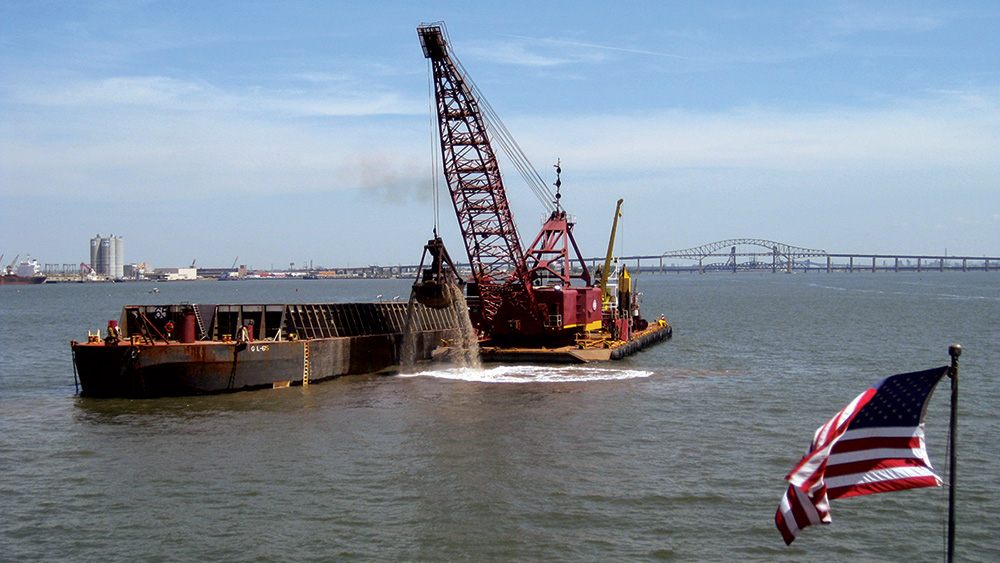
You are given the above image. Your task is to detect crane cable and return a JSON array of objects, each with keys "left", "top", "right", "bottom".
[
  {"left": 426, "top": 59, "right": 441, "bottom": 235},
  {"left": 451, "top": 56, "right": 556, "bottom": 214}
]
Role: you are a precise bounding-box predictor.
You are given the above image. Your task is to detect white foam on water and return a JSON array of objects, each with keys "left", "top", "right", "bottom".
[{"left": 399, "top": 364, "right": 653, "bottom": 384}]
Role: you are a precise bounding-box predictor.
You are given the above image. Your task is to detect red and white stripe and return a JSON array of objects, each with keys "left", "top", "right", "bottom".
[
  {"left": 776, "top": 388, "right": 875, "bottom": 545},
  {"left": 825, "top": 426, "right": 941, "bottom": 499},
  {"left": 775, "top": 385, "right": 941, "bottom": 545}
]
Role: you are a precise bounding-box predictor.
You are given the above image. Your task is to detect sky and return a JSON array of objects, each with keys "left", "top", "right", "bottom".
[{"left": 2, "top": 1, "right": 999, "bottom": 270}]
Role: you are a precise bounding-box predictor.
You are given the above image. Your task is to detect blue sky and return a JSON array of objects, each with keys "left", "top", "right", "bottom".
[{"left": 2, "top": 1, "right": 998, "bottom": 270}]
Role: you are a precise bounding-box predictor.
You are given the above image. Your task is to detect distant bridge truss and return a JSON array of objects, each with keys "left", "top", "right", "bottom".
[
  {"left": 335, "top": 239, "right": 997, "bottom": 278},
  {"left": 660, "top": 238, "right": 828, "bottom": 272}
]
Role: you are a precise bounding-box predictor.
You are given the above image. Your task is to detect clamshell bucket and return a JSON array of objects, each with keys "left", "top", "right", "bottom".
[{"left": 413, "top": 236, "right": 462, "bottom": 309}]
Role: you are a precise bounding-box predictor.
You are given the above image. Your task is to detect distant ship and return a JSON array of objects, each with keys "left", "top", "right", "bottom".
[{"left": 2, "top": 257, "right": 46, "bottom": 285}]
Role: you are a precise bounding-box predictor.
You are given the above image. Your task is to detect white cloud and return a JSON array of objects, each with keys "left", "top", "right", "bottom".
[
  {"left": 0, "top": 69, "right": 433, "bottom": 201},
  {"left": 462, "top": 32, "right": 689, "bottom": 68},
  {"left": 466, "top": 41, "right": 586, "bottom": 67},
  {"left": 499, "top": 34, "right": 685, "bottom": 61},
  {"left": 509, "top": 90, "right": 1000, "bottom": 178},
  {"left": 7, "top": 76, "right": 180, "bottom": 107},
  {"left": 5, "top": 73, "right": 420, "bottom": 117},
  {"left": 829, "top": 6, "right": 947, "bottom": 35},
  {"left": 0, "top": 107, "right": 427, "bottom": 201},
  {"left": 3, "top": 67, "right": 998, "bottom": 229}
]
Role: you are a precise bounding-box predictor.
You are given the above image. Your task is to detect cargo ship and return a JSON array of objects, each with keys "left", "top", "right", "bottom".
[
  {"left": 71, "top": 301, "right": 461, "bottom": 398},
  {"left": 1, "top": 256, "right": 46, "bottom": 284}
]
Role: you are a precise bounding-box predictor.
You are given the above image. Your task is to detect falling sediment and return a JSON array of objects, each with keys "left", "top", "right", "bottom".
[
  {"left": 399, "top": 290, "right": 419, "bottom": 373},
  {"left": 398, "top": 282, "right": 480, "bottom": 372},
  {"left": 446, "top": 282, "right": 481, "bottom": 369}
]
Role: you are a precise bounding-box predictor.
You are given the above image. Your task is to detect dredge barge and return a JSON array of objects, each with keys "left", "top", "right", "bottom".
[
  {"left": 72, "top": 302, "right": 459, "bottom": 398},
  {"left": 72, "top": 23, "right": 671, "bottom": 398},
  {"left": 414, "top": 23, "right": 671, "bottom": 362}
]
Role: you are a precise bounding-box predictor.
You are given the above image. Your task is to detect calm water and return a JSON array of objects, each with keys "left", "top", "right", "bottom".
[{"left": 1, "top": 273, "right": 997, "bottom": 561}]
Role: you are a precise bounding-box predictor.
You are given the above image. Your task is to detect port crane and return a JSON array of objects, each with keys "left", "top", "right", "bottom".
[{"left": 416, "top": 23, "right": 601, "bottom": 345}]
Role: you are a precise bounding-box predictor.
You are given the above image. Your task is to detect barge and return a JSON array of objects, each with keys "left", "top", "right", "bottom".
[
  {"left": 72, "top": 302, "right": 460, "bottom": 398},
  {"left": 476, "top": 319, "right": 672, "bottom": 364}
]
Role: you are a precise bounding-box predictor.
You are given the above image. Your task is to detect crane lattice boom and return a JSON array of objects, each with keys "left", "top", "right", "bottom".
[
  {"left": 418, "top": 23, "right": 601, "bottom": 342},
  {"left": 419, "top": 24, "right": 525, "bottom": 283},
  {"left": 419, "top": 23, "right": 536, "bottom": 332}
]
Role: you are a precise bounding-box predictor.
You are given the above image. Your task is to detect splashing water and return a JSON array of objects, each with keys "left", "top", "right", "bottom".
[{"left": 400, "top": 364, "right": 653, "bottom": 384}]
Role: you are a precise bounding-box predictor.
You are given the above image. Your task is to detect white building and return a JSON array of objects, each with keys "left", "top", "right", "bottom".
[{"left": 152, "top": 267, "right": 197, "bottom": 281}]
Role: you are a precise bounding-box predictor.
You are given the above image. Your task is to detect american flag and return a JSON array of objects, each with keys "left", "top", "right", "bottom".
[{"left": 775, "top": 366, "right": 950, "bottom": 545}]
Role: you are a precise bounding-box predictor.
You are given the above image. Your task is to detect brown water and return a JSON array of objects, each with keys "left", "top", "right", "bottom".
[{"left": 1, "top": 274, "right": 997, "bottom": 561}]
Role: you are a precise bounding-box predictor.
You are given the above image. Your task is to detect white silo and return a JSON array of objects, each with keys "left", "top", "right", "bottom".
[
  {"left": 114, "top": 236, "right": 124, "bottom": 279},
  {"left": 99, "top": 238, "right": 112, "bottom": 275},
  {"left": 90, "top": 235, "right": 100, "bottom": 271},
  {"left": 90, "top": 234, "right": 125, "bottom": 278}
]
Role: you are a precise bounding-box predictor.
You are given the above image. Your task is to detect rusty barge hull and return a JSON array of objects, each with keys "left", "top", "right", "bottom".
[
  {"left": 73, "top": 332, "right": 448, "bottom": 397},
  {"left": 72, "top": 302, "right": 458, "bottom": 398}
]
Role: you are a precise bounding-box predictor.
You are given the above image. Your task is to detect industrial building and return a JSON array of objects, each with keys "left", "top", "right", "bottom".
[{"left": 90, "top": 234, "right": 124, "bottom": 279}]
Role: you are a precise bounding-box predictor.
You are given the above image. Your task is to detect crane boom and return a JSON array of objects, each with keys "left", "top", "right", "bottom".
[
  {"left": 600, "top": 199, "right": 624, "bottom": 305},
  {"left": 419, "top": 23, "right": 536, "bottom": 334},
  {"left": 419, "top": 23, "right": 602, "bottom": 343},
  {"left": 419, "top": 25, "right": 525, "bottom": 281}
]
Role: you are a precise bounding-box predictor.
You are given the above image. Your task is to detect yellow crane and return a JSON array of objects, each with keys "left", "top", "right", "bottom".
[{"left": 599, "top": 199, "right": 624, "bottom": 306}]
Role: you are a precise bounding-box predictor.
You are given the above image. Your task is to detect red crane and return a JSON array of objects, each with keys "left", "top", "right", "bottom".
[{"left": 417, "top": 23, "right": 601, "bottom": 345}]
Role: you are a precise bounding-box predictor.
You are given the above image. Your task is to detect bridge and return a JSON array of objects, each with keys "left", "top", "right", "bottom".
[
  {"left": 317, "top": 239, "right": 998, "bottom": 278},
  {"left": 608, "top": 238, "right": 1000, "bottom": 274}
]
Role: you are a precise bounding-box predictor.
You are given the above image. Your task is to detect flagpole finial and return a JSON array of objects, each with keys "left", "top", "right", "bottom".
[{"left": 949, "top": 344, "right": 962, "bottom": 359}]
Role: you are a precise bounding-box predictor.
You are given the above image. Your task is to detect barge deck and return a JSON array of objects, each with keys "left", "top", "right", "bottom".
[
  {"left": 72, "top": 302, "right": 460, "bottom": 398},
  {"left": 475, "top": 319, "right": 672, "bottom": 364}
]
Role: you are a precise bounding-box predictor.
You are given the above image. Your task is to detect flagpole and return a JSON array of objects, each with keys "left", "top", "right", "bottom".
[{"left": 946, "top": 344, "right": 961, "bottom": 563}]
